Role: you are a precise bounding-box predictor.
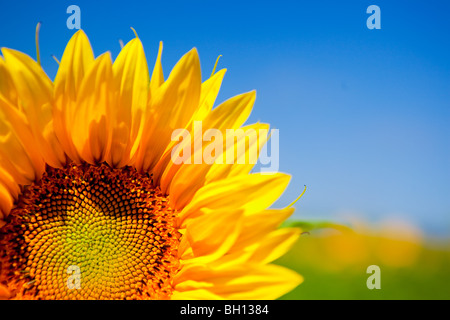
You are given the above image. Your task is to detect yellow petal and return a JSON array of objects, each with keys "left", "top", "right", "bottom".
[
  {"left": 174, "top": 263, "right": 303, "bottom": 300},
  {"left": 179, "top": 209, "right": 243, "bottom": 264},
  {"left": 0, "top": 283, "right": 12, "bottom": 299},
  {"left": 72, "top": 53, "right": 115, "bottom": 164},
  {"left": 194, "top": 68, "right": 226, "bottom": 120},
  {"left": 246, "top": 228, "right": 301, "bottom": 264},
  {"left": 157, "top": 90, "right": 258, "bottom": 193},
  {"left": 135, "top": 48, "right": 201, "bottom": 173},
  {"left": 1, "top": 48, "right": 65, "bottom": 167},
  {"left": 176, "top": 172, "right": 291, "bottom": 221},
  {"left": 202, "top": 90, "right": 255, "bottom": 130},
  {"left": 0, "top": 58, "right": 18, "bottom": 106},
  {"left": 205, "top": 122, "right": 270, "bottom": 182},
  {"left": 171, "top": 289, "right": 223, "bottom": 300},
  {"left": 0, "top": 180, "right": 14, "bottom": 221},
  {"left": 165, "top": 122, "right": 269, "bottom": 206},
  {"left": 54, "top": 30, "right": 95, "bottom": 163},
  {"left": 1, "top": 48, "right": 51, "bottom": 108},
  {"left": 0, "top": 166, "right": 21, "bottom": 199},
  {"left": 156, "top": 47, "right": 202, "bottom": 128},
  {"left": 234, "top": 208, "right": 295, "bottom": 250},
  {"left": 0, "top": 181, "right": 14, "bottom": 220},
  {"left": 0, "top": 98, "right": 45, "bottom": 182},
  {"left": 204, "top": 210, "right": 298, "bottom": 269},
  {"left": 110, "top": 37, "right": 149, "bottom": 167},
  {"left": 151, "top": 69, "right": 227, "bottom": 186},
  {"left": 54, "top": 30, "right": 95, "bottom": 102},
  {"left": 149, "top": 41, "right": 164, "bottom": 94}
]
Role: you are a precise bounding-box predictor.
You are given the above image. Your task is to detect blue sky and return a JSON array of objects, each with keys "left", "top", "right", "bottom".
[{"left": 1, "top": 1, "right": 449, "bottom": 236}]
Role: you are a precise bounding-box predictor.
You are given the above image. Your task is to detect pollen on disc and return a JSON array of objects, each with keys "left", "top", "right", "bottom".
[{"left": 0, "top": 163, "right": 180, "bottom": 300}]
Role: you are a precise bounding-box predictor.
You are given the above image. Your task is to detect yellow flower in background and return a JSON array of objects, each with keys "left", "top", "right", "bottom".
[
  {"left": 0, "top": 30, "right": 302, "bottom": 300},
  {"left": 288, "top": 218, "right": 423, "bottom": 272},
  {"left": 371, "top": 219, "right": 423, "bottom": 268}
]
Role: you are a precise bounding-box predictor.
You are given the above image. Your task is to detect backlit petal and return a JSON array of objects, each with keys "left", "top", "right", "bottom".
[
  {"left": 176, "top": 172, "right": 291, "bottom": 221},
  {"left": 72, "top": 53, "right": 115, "bottom": 164},
  {"left": 54, "top": 30, "right": 95, "bottom": 163},
  {"left": 135, "top": 48, "right": 201, "bottom": 173},
  {"left": 110, "top": 37, "right": 149, "bottom": 167},
  {"left": 1, "top": 48, "right": 65, "bottom": 167},
  {"left": 174, "top": 263, "right": 303, "bottom": 300}
]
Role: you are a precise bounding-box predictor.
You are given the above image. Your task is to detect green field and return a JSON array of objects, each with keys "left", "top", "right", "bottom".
[{"left": 276, "top": 222, "right": 450, "bottom": 300}]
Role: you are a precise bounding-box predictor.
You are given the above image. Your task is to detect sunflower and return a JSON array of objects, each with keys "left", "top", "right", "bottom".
[{"left": 0, "top": 29, "right": 303, "bottom": 300}]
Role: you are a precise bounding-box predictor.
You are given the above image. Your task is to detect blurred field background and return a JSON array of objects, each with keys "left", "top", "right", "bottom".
[{"left": 276, "top": 219, "right": 449, "bottom": 300}]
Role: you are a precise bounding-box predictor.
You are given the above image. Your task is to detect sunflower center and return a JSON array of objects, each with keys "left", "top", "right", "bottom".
[{"left": 0, "top": 163, "right": 180, "bottom": 300}]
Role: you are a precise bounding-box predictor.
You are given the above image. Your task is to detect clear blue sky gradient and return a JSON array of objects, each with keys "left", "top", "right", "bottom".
[{"left": 1, "top": 1, "right": 449, "bottom": 235}]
